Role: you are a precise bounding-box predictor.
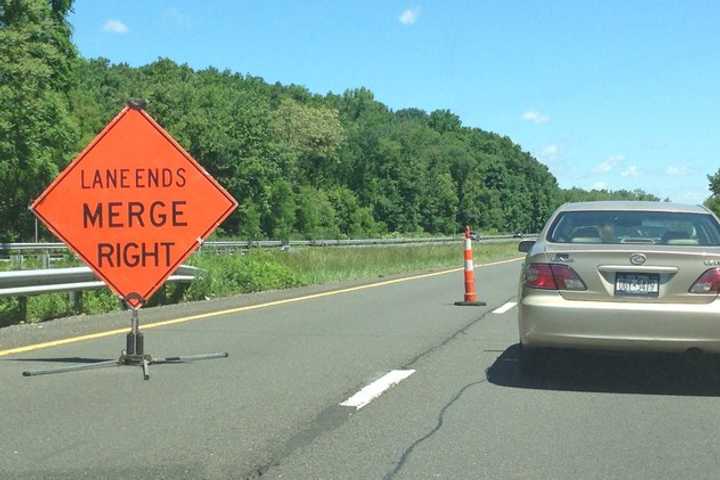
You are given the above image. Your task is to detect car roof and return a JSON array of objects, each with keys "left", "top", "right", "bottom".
[{"left": 557, "top": 201, "right": 709, "bottom": 214}]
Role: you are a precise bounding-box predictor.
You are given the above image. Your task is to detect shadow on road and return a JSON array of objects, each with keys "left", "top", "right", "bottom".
[{"left": 487, "top": 344, "right": 720, "bottom": 396}]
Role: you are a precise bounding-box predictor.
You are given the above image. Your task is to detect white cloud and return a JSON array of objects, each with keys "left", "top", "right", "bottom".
[
  {"left": 399, "top": 7, "right": 420, "bottom": 25},
  {"left": 621, "top": 165, "right": 639, "bottom": 177},
  {"left": 591, "top": 181, "right": 608, "bottom": 190},
  {"left": 665, "top": 165, "right": 689, "bottom": 176},
  {"left": 593, "top": 154, "right": 624, "bottom": 173},
  {"left": 538, "top": 144, "right": 559, "bottom": 162},
  {"left": 103, "top": 19, "right": 128, "bottom": 34},
  {"left": 521, "top": 110, "right": 550, "bottom": 124}
]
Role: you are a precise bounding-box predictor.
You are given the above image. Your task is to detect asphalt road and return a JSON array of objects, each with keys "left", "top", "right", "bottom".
[{"left": 3, "top": 258, "right": 720, "bottom": 479}]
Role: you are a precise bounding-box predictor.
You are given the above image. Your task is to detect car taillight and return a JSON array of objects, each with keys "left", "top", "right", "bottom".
[
  {"left": 689, "top": 268, "right": 720, "bottom": 294},
  {"left": 526, "top": 264, "right": 557, "bottom": 289},
  {"left": 551, "top": 264, "right": 587, "bottom": 290},
  {"left": 525, "top": 263, "right": 587, "bottom": 291}
]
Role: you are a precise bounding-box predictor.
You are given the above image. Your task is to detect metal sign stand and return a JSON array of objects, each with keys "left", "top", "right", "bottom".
[{"left": 22, "top": 294, "right": 228, "bottom": 380}]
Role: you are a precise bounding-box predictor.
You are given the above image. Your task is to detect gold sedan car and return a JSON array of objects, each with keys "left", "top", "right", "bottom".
[{"left": 517, "top": 201, "right": 720, "bottom": 371}]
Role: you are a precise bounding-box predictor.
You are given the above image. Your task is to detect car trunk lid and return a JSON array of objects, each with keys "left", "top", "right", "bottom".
[{"left": 538, "top": 244, "right": 720, "bottom": 304}]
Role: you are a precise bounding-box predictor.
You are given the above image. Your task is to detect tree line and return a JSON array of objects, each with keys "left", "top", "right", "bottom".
[
  {"left": 705, "top": 171, "right": 720, "bottom": 217},
  {"left": 1, "top": 0, "right": 663, "bottom": 242}
]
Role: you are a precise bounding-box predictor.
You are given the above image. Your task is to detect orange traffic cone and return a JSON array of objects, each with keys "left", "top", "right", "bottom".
[{"left": 454, "top": 226, "right": 486, "bottom": 306}]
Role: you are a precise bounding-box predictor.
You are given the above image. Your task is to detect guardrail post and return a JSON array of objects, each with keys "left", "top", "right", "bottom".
[
  {"left": 69, "top": 291, "right": 83, "bottom": 314},
  {"left": 18, "top": 297, "right": 27, "bottom": 322},
  {"left": 138, "top": 285, "right": 167, "bottom": 308},
  {"left": 169, "top": 283, "right": 188, "bottom": 304},
  {"left": 41, "top": 250, "right": 50, "bottom": 269}
]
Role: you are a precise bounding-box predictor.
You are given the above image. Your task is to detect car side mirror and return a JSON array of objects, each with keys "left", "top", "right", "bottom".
[{"left": 518, "top": 240, "right": 535, "bottom": 253}]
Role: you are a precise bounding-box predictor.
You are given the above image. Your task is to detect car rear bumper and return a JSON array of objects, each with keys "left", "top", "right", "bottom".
[{"left": 519, "top": 293, "right": 720, "bottom": 353}]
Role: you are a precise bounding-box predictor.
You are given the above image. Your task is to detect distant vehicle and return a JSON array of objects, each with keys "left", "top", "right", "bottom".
[{"left": 516, "top": 201, "right": 720, "bottom": 372}]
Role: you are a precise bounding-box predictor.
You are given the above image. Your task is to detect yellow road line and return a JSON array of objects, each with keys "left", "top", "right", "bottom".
[{"left": 0, "top": 256, "right": 524, "bottom": 357}]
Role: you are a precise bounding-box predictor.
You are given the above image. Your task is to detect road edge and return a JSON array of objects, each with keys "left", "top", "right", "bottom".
[{"left": 0, "top": 257, "right": 523, "bottom": 357}]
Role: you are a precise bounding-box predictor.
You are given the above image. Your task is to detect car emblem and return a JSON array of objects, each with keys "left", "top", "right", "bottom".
[{"left": 630, "top": 253, "right": 647, "bottom": 265}]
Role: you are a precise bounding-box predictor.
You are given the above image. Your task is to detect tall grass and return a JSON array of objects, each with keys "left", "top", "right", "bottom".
[{"left": 187, "top": 242, "right": 519, "bottom": 298}]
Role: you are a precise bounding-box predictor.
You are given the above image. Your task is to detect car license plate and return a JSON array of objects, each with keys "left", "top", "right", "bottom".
[{"left": 615, "top": 273, "right": 660, "bottom": 297}]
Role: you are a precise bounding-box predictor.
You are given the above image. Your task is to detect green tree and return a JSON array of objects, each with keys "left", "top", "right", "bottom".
[
  {"left": 705, "top": 169, "right": 720, "bottom": 217},
  {"left": 266, "top": 180, "right": 295, "bottom": 241},
  {"left": 0, "top": 0, "right": 79, "bottom": 240},
  {"left": 461, "top": 166, "right": 504, "bottom": 232},
  {"left": 428, "top": 109, "right": 461, "bottom": 134},
  {"left": 3, "top": 12, "right": 666, "bottom": 241},
  {"left": 704, "top": 197, "right": 720, "bottom": 217},
  {"left": 708, "top": 169, "right": 720, "bottom": 197},
  {"left": 295, "top": 186, "right": 340, "bottom": 239},
  {"left": 270, "top": 97, "right": 344, "bottom": 186},
  {"left": 237, "top": 201, "right": 263, "bottom": 241},
  {"left": 327, "top": 186, "right": 383, "bottom": 238},
  {"left": 421, "top": 172, "right": 458, "bottom": 233}
]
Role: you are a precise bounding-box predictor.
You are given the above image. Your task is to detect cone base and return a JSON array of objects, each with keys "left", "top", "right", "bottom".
[{"left": 454, "top": 301, "right": 487, "bottom": 307}]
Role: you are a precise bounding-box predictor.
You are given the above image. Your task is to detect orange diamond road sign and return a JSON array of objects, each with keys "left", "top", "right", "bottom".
[{"left": 31, "top": 103, "right": 238, "bottom": 309}]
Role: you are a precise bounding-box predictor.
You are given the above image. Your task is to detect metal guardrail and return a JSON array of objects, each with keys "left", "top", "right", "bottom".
[
  {"left": 0, "top": 242, "right": 67, "bottom": 252},
  {"left": 204, "top": 234, "right": 535, "bottom": 249},
  {"left": 0, "top": 235, "right": 533, "bottom": 318},
  {"left": 0, "top": 234, "right": 535, "bottom": 256},
  {"left": 0, "top": 265, "right": 201, "bottom": 298}
]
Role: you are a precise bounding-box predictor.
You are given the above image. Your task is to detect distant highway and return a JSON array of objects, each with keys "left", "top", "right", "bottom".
[{"left": 2, "top": 258, "right": 719, "bottom": 479}]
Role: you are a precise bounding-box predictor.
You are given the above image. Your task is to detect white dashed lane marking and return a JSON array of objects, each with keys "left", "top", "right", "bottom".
[
  {"left": 492, "top": 301, "right": 517, "bottom": 314},
  {"left": 339, "top": 370, "right": 416, "bottom": 410}
]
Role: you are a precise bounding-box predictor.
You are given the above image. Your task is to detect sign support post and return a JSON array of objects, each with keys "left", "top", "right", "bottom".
[
  {"left": 21, "top": 100, "right": 238, "bottom": 380},
  {"left": 23, "top": 302, "right": 228, "bottom": 380}
]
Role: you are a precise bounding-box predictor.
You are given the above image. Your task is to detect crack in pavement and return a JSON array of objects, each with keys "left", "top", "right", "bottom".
[
  {"left": 241, "top": 405, "right": 352, "bottom": 479},
  {"left": 243, "top": 297, "right": 513, "bottom": 479},
  {"left": 383, "top": 379, "right": 487, "bottom": 480},
  {"left": 400, "top": 296, "right": 515, "bottom": 370}
]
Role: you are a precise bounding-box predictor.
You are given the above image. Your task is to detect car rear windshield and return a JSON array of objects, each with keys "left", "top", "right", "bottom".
[{"left": 547, "top": 210, "right": 720, "bottom": 246}]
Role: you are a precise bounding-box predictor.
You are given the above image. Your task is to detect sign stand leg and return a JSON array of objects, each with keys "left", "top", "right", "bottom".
[{"left": 22, "top": 304, "right": 228, "bottom": 380}]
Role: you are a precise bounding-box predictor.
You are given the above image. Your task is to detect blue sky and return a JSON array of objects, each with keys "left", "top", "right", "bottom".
[{"left": 69, "top": 1, "right": 719, "bottom": 203}]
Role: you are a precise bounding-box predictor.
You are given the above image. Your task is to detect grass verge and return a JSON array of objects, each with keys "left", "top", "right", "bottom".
[{"left": 0, "top": 242, "right": 520, "bottom": 326}]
